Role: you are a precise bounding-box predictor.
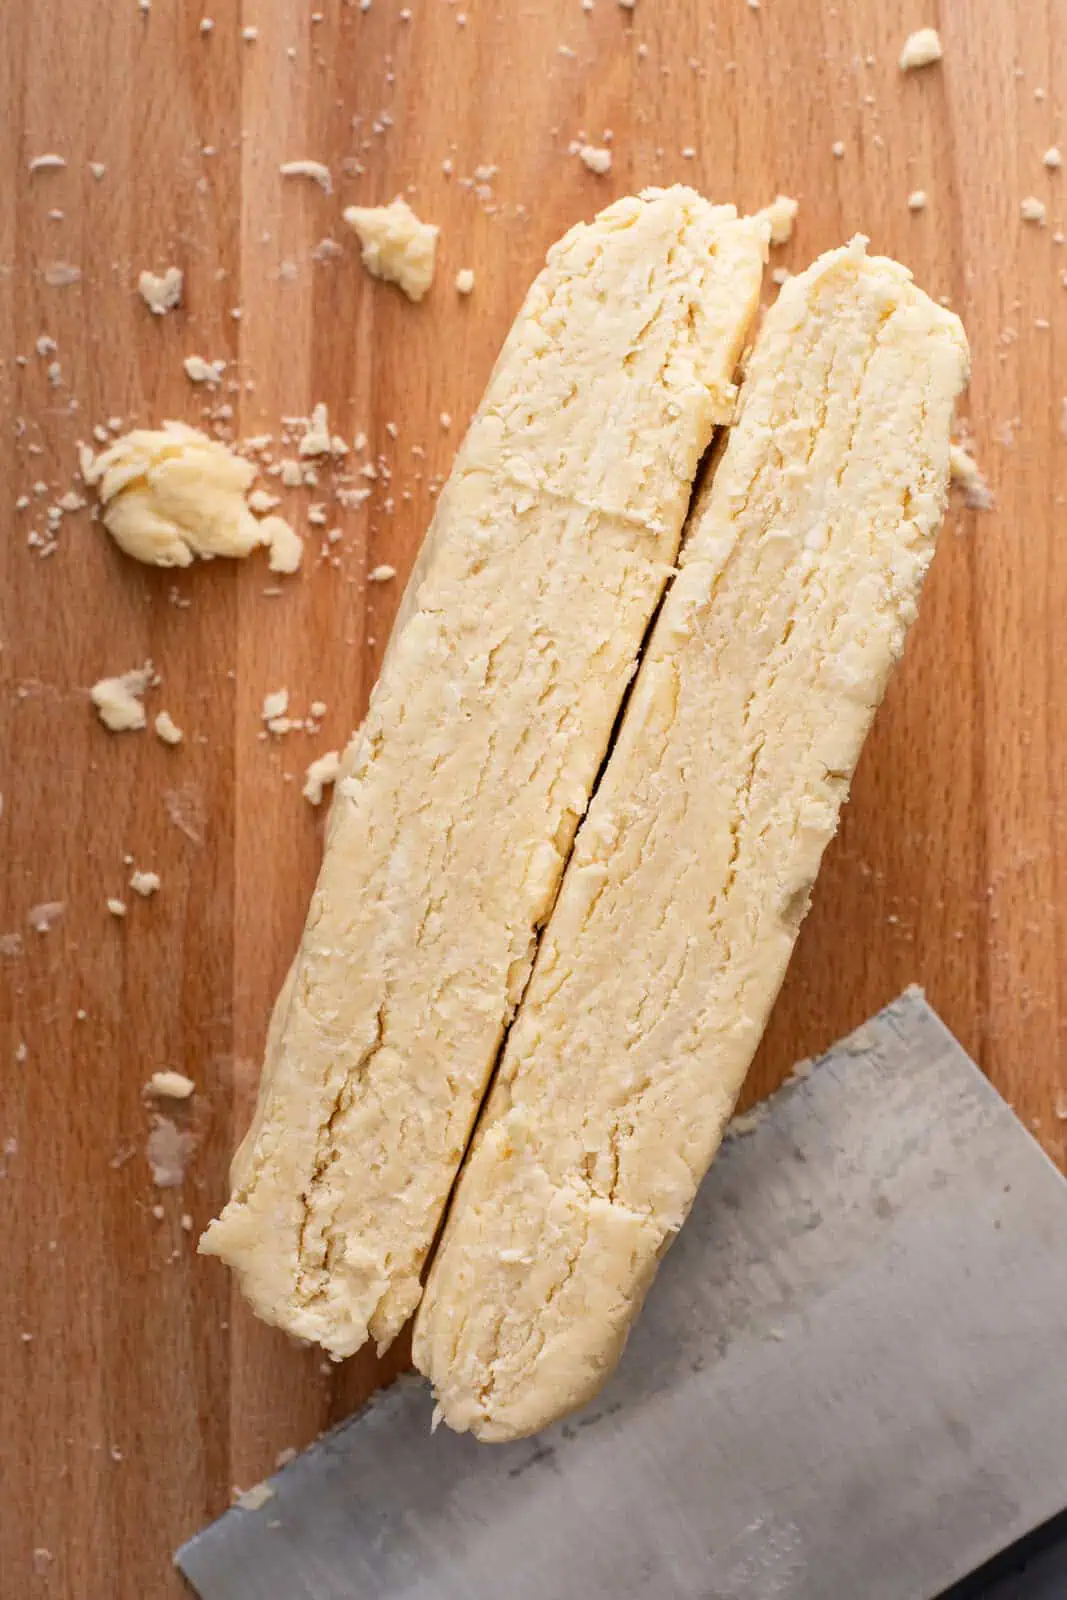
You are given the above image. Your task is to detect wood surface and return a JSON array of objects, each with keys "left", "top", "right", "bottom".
[{"left": 2, "top": 1, "right": 1064, "bottom": 1594}]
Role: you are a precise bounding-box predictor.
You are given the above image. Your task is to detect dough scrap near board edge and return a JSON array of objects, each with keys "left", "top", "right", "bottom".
[
  {"left": 413, "top": 237, "right": 971, "bottom": 1443},
  {"left": 198, "top": 186, "right": 771, "bottom": 1360}
]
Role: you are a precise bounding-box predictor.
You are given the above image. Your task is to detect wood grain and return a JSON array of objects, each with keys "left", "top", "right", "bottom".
[{"left": 2, "top": 1, "right": 1064, "bottom": 1594}]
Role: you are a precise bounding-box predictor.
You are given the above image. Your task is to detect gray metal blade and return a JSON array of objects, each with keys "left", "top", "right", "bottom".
[{"left": 177, "top": 990, "right": 1067, "bottom": 1600}]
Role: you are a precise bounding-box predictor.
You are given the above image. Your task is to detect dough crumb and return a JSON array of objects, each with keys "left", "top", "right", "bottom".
[
  {"left": 183, "top": 354, "right": 224, "bottom": 385},
  {"left": 130, "top": 869, "right": 161, "bottom": 898},
  {"left": 1021, "top": 195, "right": 1048, "bottom": 225},
  {"left": 29, "top": 153, "right": 67, "bottom": 172},
  {"left": 1045, "top": 146, "right": 1063, "bottom": 171},
  {"left": 91, "top": 663, "right": 154, "bottom": 732},
  {"left": 455, "top": 267, "right": 476, "bottom": 295},
  {"left": 107, "top": 897, "right": 128, "bottom": 918},
  {"left": 263, "top": 517, "right": 303, "bottom": 574},
  {"left": 279, "top": 159, "right": 333, "bottom": 194},
  {"left": 154, "top": 710, "right": 184, "bottom": 746},
  {"left": 907, "top": 189, "right": 928, "bottom": 211},
  {"left": 298, "top": 402, "right": 332, "bottom": 458},
  {"left": 368, "top": 563, "right": 396, "bottom": 582},
  {"left": 899, "top": 26, "right": 942, "bottom": 71},
  {"left": 28, "top": 901, "right": 66, "bottom": 935},
  {"left": 950, "top": 444, "right": 994, "bottom": 510},
  {"left": 234, "top": 1482, "right": 274, "bottom": 1511},
  {"left": 303, "top": 751, "right": 341, "bottom": 805},
  {"left": 147, "top": 1069, "right": 196, "bottom": 1099},
  {"left": 262, "top": 688, "right": 289, "bottom": 729},
  {"left": 138, "top": 266, "right": 184, "bottom": 315},
  {"left": 758, "top": 193, "right": 799, "bottom": 246},
  {"left": 577, "top": 143, "right": 612, "bottom": 175},
  {"left": 343, "top": 198, "right": 438, "bottom": 301},
  {"left": 83, "top": 423, "right": 270, "bottom": 567}
]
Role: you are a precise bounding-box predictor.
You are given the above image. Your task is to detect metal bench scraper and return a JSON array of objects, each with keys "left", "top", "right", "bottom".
[{"left": 177, "top": 990, "right": 1067, "bottom": 1600}]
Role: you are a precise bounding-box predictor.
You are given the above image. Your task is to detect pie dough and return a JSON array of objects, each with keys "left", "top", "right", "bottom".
[
  {"left": 200, "top": 188, "right": 769, "bottom": 1358},
  {"left": 413, "top": 238, "right": 970, "bottom": 1440}
]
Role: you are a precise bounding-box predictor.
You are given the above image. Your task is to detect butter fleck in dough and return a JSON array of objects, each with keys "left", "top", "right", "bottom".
[{"left": 413, "top": 238, "right": 970, "bottom": 1441}]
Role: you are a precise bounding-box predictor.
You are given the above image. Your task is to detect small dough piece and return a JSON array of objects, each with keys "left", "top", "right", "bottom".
[
  {"left": 950, "top": 443, "right": 994, "bottom": 510},
  {"left": 414, "top": 238, "right": 970, "bottom": 1441},
  {"left": 154, "top": 710, "right": 184, "bottom": 745},
  {"left": 84, "top": 422, "right": 269, "bottom": 567},
  {"left": 578, "top": 145, "right": 612, "bottom": 176},
  {"left": 303, "top": 751, "right": 341, "bottom": 806},
  {"left": 899, "top": 26, "right": 943, "bottom": 70},
  {"left": 138, "top": 266, "right": 183, "bottom": 315},
  {"left": 91, "top": 664, "right": 153, "bottom": 731},
  {"left": 200, "top": 187, "right": 770, "bottom": 1360},
  {"left": 130, "top": 869, "right": 161, "bottom": 897},
  {"left": 264, "top": 517, "right": 303, "bottom": 574},
  {"left": 343, "top": 198, "right": 439, "bottom": 301},
  {"left": 455, "top": 267, "right": 476, "bottom": 295},
  {"left": 147, "top": 1069, "right": 195, "bottom": 1099},
  {"left": 758, "top": 193, "right": 798, "bottom": 245}
]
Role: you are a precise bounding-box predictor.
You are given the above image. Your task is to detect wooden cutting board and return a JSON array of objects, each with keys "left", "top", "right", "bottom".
[{"left": 2, "top": 2, "right": 1065, "bottom": 1595}]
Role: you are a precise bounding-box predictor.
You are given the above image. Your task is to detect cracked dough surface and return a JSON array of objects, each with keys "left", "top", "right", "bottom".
[
  {"left": 413, "top": 238, "right": 970, "bottom": 1441},
  {"left": 200, "top": 187, "right": 768, "bottom": 1358}
]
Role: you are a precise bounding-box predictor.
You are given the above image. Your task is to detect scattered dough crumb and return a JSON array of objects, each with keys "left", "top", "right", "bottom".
[
  {"left": 234, "top": 1482, "right": 274, "bottom": 1511},
  {"left": 183, "top": 354, "right": 224, "bottom": 385},
  {"left": 154, "top": 710, "right": 184, "bottom": 746},
  {"left": 298, "top": 403, "right": 332, "bottom": 458},
  {"left": 247, "top": 489, "right": 281, "bottom": 514},
  {"left": 1045, "top": 146, "right": 1063, "bottom": 171},
  {"left": 758, "top": 193, "right": 799, "bottom": 246},
  {"left": 368, "top": 563, "right": 396, "bottom": 582},
  {"left": 303, "top": 750, "right": 341, "bottom": 806},
  {"left": 899, "top": 26, "right": 943, "bottom": 71},
  {"left": 83, "top": 423, "right": 270, "bottom": 567},
  {"left": 279, "top": 159, "right": 332, "bottom": 194},
  {"left": 262, "top": 688, "right": 289, "bottom": 723},
  {"left": 908, "top": 189, "right": 928, "bottom": 211},
  {"left": 343, "top": 198, "right": 438, "bottom": 302},
  {"left": 147, "top": 1069, "right": 196, "bottom": 1099},
  {"left": 107, "top": 897, "right": 128, "bottom": 918},
  {"left": 138, "top": 267, "right": 183, "bottom": 315},
  {"left": 264, "top": 517, "right": 303, "bottom": 574},
  {"left": 130, "top": 869, "right": 161, "bottom": 898},
  {"left": 28, "top": 901, "right": 66, "bottom": 934},
  {"left": 455, "top": 267, "right": 475, "bottom": 295},
  {"left": 1021, "top": 195, "right": 1048, "bottom": 225},
  {"left": 950, "top": 444, "right": 995, "bottom": 510},
  {"left": 91, "top": 664, "right": 153, "bottom": 732},
  {"left": 577, "top": 143, "right": 612, "bottom": 175},
  {"left": 29, "top": 153, "right": 67, "bottom": 172},
  {"left": 832, "top": 140, "right": 846, "bottom": 159}
]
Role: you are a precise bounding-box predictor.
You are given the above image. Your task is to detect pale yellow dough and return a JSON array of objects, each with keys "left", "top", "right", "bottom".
[
  {"left": 343, "top": 198, "right": 439, "bottom": 302},
  {"left": 84, "top": 423, "right": 268, "bottom": 568},
  {"left": 200, "top": 187, "right": 769, "bottom": 1359},
  {"left": 413, "top": 237, "right": 970, "bottom": 1441}
]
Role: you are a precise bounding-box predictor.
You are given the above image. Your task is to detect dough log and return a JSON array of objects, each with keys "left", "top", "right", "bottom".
[
  {"left": 413, "top": 238, "right": 970, "bottom": 1440},
  {"left": 200, "top": 188, "right": 768, "bottom": 1358}
]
